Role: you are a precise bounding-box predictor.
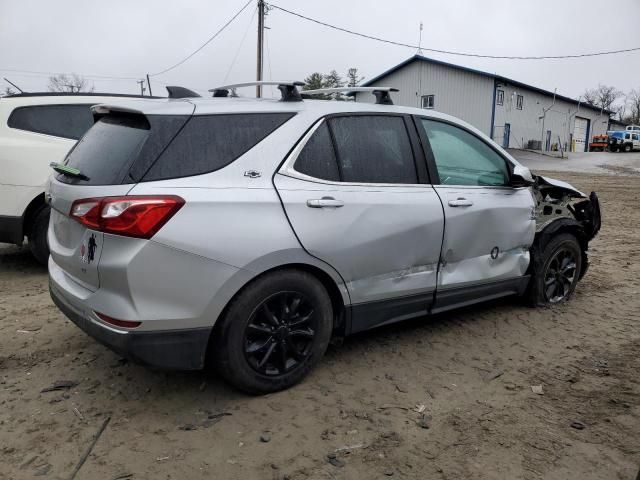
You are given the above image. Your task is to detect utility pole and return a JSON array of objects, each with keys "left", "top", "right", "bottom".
[
  {"left": 256, "top": 0, "right": 265, "bottom": 98},
  {"left": 146, "top": 74, "right": 153, "bottom": 96},
  {"left": 137, "top": 79, "right": 146, "bottom": 96}
]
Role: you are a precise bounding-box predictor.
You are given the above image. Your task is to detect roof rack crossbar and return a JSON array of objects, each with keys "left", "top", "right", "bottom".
[
  {"left": 209, "top": 81, "right": 305, "bottom": 102},
  {"left": 301, "top": 86, "right": 399, "bottom": 105}
]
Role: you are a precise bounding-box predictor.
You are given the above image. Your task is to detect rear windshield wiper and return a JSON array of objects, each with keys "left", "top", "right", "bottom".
[{"left": 50, "top": 162, "right": 90, "bottom": 181}]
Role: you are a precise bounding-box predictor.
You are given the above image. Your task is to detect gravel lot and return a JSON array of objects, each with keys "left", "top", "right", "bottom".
[{"left": 1, "top": 166, "right": 639, "bottom": 479}]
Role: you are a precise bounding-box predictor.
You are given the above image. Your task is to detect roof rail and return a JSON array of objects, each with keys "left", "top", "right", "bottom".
[
  {"left": 301, "top": 87, "right": 399, "bottom": 105},
  {"left": 165, "top": 86, "right": 201, "bottom": 99},
  {"left": 2, "top": 92, "right": 162, "bottom": 99},
  {"left": 209, "top": 81, "right": 305, "bottom": 102}
]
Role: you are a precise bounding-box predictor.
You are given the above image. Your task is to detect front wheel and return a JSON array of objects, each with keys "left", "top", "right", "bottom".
[
  {"left": 527, "top": 233, "right": 583, "bottom": 307},
  {"left": 213, "top": 270, "right": 333, "bottom": 394},
  {"left": 624, "top": 144, "right": 632, "bottom": 152}
]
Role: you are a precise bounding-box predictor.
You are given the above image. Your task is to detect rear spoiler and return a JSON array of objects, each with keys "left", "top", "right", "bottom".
[
  {"left": 90, "top": 100, "right": 196, "bottom": 122},
  {"left": 91, "top": 105, "right": 144, "bottom": 116}
]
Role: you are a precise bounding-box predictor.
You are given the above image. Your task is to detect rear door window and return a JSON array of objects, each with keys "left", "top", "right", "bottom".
[
  {"left": 327, "top": 115, "right": 418, "bottom": 184},
  {"left": 142, "top": 113, "right": 295, "bottom": 181},
  {"left": 8, "top": 104, "right": 94, "bottom": 140}
]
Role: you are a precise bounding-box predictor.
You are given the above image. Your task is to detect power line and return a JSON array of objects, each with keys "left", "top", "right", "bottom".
[
  {"left": 150, "top": 0, "right": 253, "bottom": 77},
  {"left": 265, "top": 24, "right": 274, "bottom": 98},
  {"left": 266, "top": 2, "right": 640, "bottom": 60},
  {"left": 224, "top": 5, "right": 258, "bottom": 84}
]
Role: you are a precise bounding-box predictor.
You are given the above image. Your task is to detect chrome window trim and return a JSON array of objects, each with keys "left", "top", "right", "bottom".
[
  {"left": 434, "top": 184, "right": 519, "bottom": 191},
  {"left": 279, "top": 118, "right": 428, "bottom": 188}
]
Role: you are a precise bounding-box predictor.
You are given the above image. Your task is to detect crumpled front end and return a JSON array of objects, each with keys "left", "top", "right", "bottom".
[
  {"left": 532, "top": 175, "right": 602, "bottom": 279},
  {"left": 532, "top": 176, "right": 601, "bottom": 241}
]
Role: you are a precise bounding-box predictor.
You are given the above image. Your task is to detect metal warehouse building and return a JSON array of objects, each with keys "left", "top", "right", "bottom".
[{"left": 355, "top": 55, "right": 612, "bottom": 152}]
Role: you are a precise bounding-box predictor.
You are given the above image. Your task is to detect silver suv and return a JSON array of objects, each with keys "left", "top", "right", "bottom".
[{"left": 48, "top": 82, "right": 601, "bottom": 394}]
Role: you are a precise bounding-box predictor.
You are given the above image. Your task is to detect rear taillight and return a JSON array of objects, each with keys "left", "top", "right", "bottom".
[{"left": 70, "top": 195, "right": 184, "bottom": 239}]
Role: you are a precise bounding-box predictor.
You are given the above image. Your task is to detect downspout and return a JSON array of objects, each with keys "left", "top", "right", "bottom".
[{"left": 490, "top": 79, "right": 498, "bottom": 142}]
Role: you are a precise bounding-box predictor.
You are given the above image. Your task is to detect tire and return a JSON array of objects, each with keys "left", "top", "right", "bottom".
[
  {"left": 28, "top": 206, "right": 50, "bottom": 266},
  {"left": 527, "top": 233, "right": 583, "bottom": 307},
  {"left": 624, "top": 144, "right": 632, "bottom": 152},
  {"left": 213, "top": 269, "right": 333, "bottom": 394}
]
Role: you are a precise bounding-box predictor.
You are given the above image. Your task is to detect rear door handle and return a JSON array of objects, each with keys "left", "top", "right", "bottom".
[
  {"left": 448, "top": 198, "right": 474, "bottom": 207},
  {"left": 306, "top": 197, "right": 344, "bottom": 208}
]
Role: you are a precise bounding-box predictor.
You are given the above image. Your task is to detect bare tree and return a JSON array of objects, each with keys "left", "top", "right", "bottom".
[
  {"left": 582, "top": 84, "right": 622, "bottom": 111},
  {"left": 2, "top": 86, "right": 16, "bottom": 97},
  {"left": 615, "top": 95, "right": 628, "bottom": 122},
  {"left": 47, "top": 74, "right": 94, "bottom": 93},
  {"left": 626, "top": 89, "right": 640, "bottom": 124}
]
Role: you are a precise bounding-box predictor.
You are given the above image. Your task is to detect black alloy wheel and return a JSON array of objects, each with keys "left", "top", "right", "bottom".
[
  {"left": 213, "top": 268, "right": 333, "bottom": 394},
  {"left": 244, "top": 291, "right": 316, "bottom": 376},
  {"left": 542, "top": 247, "right": 578, "bottom": 303}
]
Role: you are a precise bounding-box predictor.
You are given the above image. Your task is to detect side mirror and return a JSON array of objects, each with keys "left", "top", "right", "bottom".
[{"left": 511, "top": 165, "right": 535, "bottom": 187}]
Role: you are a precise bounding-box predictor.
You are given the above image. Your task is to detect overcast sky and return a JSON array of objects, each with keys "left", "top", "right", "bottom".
[{"left": 1, "top": 0, "right": 639, "bottom": 104}]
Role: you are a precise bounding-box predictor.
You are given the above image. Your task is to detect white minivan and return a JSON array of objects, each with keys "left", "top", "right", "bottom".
[{"left": 0, "top": 93, "right": 157, "bottom": 263}]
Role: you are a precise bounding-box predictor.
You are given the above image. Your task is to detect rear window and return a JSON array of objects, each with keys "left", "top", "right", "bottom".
[
  {"left": 141, "top": 113, "right": 294, "bottom": 181},
  {"left": 8, "top": 104, "right": 94, "bottom": 140},
  {"left": 59, "top": 114, "right": 152, "bottom": 185}
]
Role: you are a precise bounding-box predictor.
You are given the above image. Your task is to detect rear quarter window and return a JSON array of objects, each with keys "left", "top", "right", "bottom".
[
  {"left": 141, "top": 113, "right": 294, "bottom": 181},
  {"left": 8, "top": 104, "right": 94, "bottom": 140}
]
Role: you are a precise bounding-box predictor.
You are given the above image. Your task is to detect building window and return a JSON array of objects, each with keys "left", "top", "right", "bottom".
[
  {"left": 421, "top": 95, "right": 435, "bottom": 109},
  {"left": 516, "top": 94, "right": 524, "bottom": 110},
  {"left": 496, "top": 89, "right": 504, "bottom": 106}
]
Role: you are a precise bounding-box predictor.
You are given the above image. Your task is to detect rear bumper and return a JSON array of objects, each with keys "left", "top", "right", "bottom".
[
  {"left": 0, "top": 215, "right": 23, "bottom": 245},
  {"left": 50, "top": 280, "right": 211, "bottom": 370}
]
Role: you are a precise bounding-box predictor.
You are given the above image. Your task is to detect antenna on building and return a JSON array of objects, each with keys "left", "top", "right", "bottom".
[{"left": 417, "top": 22, "right": 424, "bottom": 55}]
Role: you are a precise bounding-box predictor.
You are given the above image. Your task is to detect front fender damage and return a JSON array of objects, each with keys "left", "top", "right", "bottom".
[
  {"left": 533, "top": 175, "right": 601, "bottom": 241},
  {"left": 531, "top": 175, "right": 602, "bottom": 279}
]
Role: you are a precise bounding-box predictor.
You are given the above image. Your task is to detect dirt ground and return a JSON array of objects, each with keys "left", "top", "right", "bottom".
[{"left": 1, "top": 170, "right": 639, "bottom": 480}]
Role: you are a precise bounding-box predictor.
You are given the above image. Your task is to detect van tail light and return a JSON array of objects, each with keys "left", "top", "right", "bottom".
[{"left": 70, "top": 195, "right": 184, "bottom": 239}]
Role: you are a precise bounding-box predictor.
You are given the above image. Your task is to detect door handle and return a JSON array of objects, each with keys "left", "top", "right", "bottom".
[
  {"left": 306, "top": 197, "right": 344, "bottom": 208},
  {"left": 448, "top": 198, "right": 474, "bottom": 207}
]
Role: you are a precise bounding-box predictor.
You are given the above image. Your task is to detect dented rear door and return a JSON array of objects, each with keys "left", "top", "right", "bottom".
[{"left": 275, "top": 115, "right": 444, "bottom": 314}]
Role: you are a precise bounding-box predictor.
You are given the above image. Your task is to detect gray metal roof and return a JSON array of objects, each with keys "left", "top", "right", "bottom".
[{"left": 361, "top": 54, "right": 613, "bottom": 115}]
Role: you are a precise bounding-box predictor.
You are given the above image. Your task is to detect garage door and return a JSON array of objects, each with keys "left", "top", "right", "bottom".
[{"left": 574, "top": 117, "right": 589, "bottom": 152}]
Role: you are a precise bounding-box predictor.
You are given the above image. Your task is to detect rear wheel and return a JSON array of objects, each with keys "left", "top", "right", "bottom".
[
  {"left": 527, "top": 233, "right": 582, "bottom": 306},
  {"left": 28, "top": 206, "right": 50, "bottom": 266},
  {"left": 213, "top": 270, "right": 333, "bottom": 394}
]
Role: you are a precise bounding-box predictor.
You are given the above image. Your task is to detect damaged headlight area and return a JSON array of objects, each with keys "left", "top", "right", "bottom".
[{"left": 532, "top": 175, "right": 602, "bottom": 242}]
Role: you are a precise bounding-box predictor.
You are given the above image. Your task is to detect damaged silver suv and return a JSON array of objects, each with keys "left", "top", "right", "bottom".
[{"left": 48, "top": 82, "right": 601, "bottom": 394}]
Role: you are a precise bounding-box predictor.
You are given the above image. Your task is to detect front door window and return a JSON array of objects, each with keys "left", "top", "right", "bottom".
[{"left": 418, "top": 119, "right": 509, "bottom": 186}]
